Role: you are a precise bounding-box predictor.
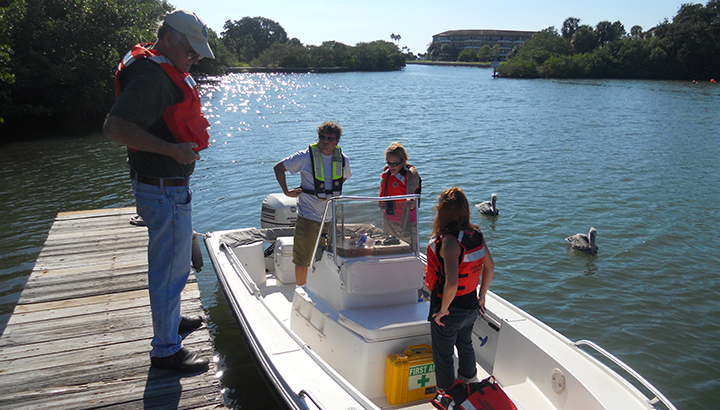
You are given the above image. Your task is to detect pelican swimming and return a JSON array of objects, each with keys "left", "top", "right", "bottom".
[
  {"left": 565, "top": 227, "right": 598, "bottom": 255},
  {"left": 475, "top": 193, "right": 499, "bottom": 216}
]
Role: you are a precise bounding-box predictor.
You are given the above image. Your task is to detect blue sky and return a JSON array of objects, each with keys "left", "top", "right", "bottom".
[{"left": 170, "top": 0, "right": 687, "bottom": 54}]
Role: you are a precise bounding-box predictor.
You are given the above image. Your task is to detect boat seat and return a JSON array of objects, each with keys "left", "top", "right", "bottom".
[{"left": 338, "top": 301, "right": 431, "bottom": 342}]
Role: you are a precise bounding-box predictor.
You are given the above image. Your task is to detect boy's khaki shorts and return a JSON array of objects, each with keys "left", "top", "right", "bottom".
[{"left": 292, "top": 215, "right": 329, "bottom": 267}]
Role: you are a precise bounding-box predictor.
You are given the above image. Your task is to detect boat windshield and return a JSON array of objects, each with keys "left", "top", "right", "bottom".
[{"left": 313, "top": 194, "right": 421, "bottom": 265}]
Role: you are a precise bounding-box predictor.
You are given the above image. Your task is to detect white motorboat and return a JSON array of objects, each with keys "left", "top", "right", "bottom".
[{"left": 205, "top": 193, "right": 676, "bottom": 410}]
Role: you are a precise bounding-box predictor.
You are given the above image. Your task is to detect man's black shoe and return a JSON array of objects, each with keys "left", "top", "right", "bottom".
[
  {"left": 179, "top": 315, "right": 206, "bottom": 333},
  {"left": 150, "top": 347, "right": 209, "bottom": 373}
]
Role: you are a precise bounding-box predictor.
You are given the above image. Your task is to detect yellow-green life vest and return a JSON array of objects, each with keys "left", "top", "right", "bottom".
[{"left": 301, "top": 143, "right": 344, "bottom": 199}]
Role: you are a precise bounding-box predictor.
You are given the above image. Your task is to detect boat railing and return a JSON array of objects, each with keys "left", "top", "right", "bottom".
[
  {"left": 312, "top": 194, "right": 423, "bottom": 270},
  {"left": 298, "top": 389, "right": 327, "bottom": 410},
  {"left": 574, "top": 339, "right": 677, "bottom": 410}
]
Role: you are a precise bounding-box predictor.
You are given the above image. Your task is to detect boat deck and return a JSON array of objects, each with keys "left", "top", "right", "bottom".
[{"left": 0, "top": 207, "right": 226, "bottom": 409}]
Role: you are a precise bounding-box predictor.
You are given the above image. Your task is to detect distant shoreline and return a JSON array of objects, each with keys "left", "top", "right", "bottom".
[
  {"left": 225, "top": 62, "right": 495, "bottom": 73},
  {"left": 407, "top": 61, "right": 492, "bottom": 68},
  {"left": 227, "top": 67, "right": 351, "bottom": 73}
]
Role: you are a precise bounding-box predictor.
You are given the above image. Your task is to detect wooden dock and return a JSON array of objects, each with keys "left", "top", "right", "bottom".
[{"left": 0, "top": 207, "right": 227, "bottom": 409}]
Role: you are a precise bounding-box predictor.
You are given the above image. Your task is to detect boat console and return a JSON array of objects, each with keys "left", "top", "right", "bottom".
[{"left": 290, "top": 195, "right": 433, "bottom": 400}]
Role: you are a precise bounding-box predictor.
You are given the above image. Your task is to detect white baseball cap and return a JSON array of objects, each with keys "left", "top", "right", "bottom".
[{"left": 164, "top": 10, "right": 215, "bottom": 59}]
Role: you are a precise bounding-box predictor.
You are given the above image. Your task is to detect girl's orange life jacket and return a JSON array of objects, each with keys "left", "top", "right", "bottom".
[{"left": 380, "top": 165, "right": 422, "bottom": 222}]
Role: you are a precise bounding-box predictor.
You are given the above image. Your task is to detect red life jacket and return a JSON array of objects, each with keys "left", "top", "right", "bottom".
[
  {"left": 114, "top": 43, "right": 210, "bottom": 152},
  {"left": 425, "top": 228, "right": 486, "bottom": 297},
  {"left": 380, "top": 165, "right": 422, "bottom": 222}
]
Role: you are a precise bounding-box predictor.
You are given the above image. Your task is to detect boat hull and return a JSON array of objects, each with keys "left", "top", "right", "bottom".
[{"left": 206, "top": 223, "right": 673, "bottom": 410}]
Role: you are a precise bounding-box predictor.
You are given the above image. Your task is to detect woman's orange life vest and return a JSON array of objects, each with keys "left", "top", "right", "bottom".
[
  {"left": 114, "top": 43, "right": 210, "bottom": 152},
  {"left": 425, "top": 228, "right": 486, "bottom": 298},
  {"left": 380, "top": 165, "right": 421, "bottom": 222}
]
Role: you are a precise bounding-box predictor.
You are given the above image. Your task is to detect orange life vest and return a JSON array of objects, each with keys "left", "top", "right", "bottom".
[
  {"left": 380, "top": 165, "right": 421, "bottom": 222},
  {"left": 425, "top": 228, "right": 486, "bottom": 298},
  {"left": 115, "top": 43, "right": 210, "bottom": 152}
]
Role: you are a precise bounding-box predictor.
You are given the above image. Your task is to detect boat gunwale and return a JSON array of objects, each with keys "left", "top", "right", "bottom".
[
  {"left": 207, "top": 232, "right": 303, "bottom": 410},
  {"left": 484, "top": 289, "right": 675, "bottom": 410}
]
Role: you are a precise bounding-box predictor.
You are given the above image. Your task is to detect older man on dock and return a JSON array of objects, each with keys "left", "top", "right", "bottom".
[{"left": 103, "top": 9, "right": 214, "bottom": 373}]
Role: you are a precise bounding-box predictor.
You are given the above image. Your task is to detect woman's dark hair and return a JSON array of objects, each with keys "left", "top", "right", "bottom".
[{"left": 431, "top": 187, "right": 476, "bottom": 236}]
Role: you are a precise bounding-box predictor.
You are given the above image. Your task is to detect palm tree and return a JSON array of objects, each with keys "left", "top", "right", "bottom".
[
  {"left": 390, "top": 33, "right": 401, "bottom": 46},
  {"left": 562, "top": 17, "right": 580, "bottom": 39}
]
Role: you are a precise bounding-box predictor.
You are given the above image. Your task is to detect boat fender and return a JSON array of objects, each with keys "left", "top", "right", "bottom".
[
  {"left": 191, "top": 232, "right": 204, "bottom": 272},
  {"left": 431, "top": 376, "right": 517, "bottom": 410}
]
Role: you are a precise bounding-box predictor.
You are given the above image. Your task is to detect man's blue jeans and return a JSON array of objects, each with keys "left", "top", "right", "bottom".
[
  {"left": 431, "top": 307, "right": 479, "bottom": 390},
  {"left": 132, "top": 179, "right": 193, "bottom": 358}
]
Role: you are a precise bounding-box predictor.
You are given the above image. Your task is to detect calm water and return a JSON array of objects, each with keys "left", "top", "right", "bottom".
[{"left": 1, "top": 65, "right": 718, "bottom": 409}]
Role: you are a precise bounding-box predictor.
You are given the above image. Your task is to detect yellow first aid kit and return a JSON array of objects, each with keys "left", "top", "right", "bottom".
[{"left": 384, "top": 344, "right": 437, "bottom": 404}]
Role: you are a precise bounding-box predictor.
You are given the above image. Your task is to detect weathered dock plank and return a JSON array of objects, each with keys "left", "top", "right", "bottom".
[{"left": 0, "top": 207, "right": 228, "bottom": 410}]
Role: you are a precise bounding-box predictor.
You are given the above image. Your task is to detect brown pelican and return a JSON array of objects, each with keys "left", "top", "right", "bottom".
[
  {"left": 475, "top": 193, "right": 498, "bottom": 216},
  {"left": 565, "top": 227, "right": 598, "bottom": 255}
]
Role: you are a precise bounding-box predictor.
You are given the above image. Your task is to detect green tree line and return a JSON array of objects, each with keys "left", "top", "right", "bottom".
[
  {"left": 0, "top": 1, "right": 405, "bottom": 138},
  {"left": 426, "top": 42, "right": 502, "bottom": 63},
  {"left": 498, "top": 1, "right": 720, "bottom": 80},
  {"left": 222, "top": 17, "right": 407, "bottom": 70}
]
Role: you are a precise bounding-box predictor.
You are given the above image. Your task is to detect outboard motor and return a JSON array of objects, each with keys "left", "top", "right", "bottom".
[{"left": 261, "top": 193, "right": 298, "bottom": 228}]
